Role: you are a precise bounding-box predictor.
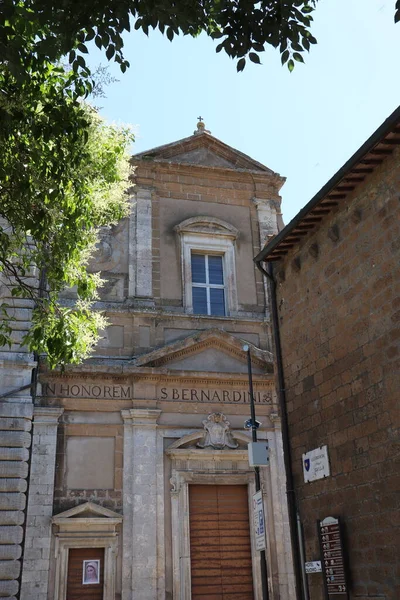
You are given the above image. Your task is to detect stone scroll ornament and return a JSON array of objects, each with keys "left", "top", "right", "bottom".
[{"left": 196, "top": 413, "right": 239, "bottom": 449}]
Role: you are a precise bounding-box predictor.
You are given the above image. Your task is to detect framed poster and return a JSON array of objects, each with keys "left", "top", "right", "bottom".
[{"left": 82, "top": 560, "right": 100, "bottom": 585}]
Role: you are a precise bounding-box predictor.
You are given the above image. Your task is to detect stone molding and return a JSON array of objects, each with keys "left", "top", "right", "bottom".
[
  {"left": 33, "top": 406, "right": 64, "bottom": 425},
  {"left": 176, "top": 224, "right": 239, "bottom": 316},
  {"left": 52, "top": 502, "right": 122, "bottom": 600},
  {"left": 133, "top": 328, "right": 272, "bottom": 369},
  {"left": 121, "top": 408, "right": 161, "bottom": 426},
  {"left": 174, "top": 215, "right": 239, "bottom": 240}
]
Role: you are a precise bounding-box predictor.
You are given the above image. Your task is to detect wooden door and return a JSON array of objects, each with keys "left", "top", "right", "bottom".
[
  {"left": 189, "top": 484, "right": 254, "bottom": 600},
  {"left": 66, "top": 547, "right": 104, "bottom": 600}
]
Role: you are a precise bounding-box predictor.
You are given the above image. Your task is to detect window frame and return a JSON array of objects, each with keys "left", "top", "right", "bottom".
[
  {"left": 191, "top": 252, "right": 227, "bottom": 316},
  {"left": 175, "top": 217, "right": 239, "bottom": 316}
]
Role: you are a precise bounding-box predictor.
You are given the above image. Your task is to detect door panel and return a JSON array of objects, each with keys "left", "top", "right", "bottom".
[
  {"left": 66, "top": 547, "right": 104, "bottom": 600},
  {"left": 189, "top": 484, "right": 254, "bottom": 600}
]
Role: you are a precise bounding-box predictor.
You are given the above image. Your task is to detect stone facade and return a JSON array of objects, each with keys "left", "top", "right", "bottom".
[
  {"left": 255, "top": 109, "right": 400, "bottom": 600},
  {"left": 0, "top": 266, "right": 36, "bottom": 599},
  {"left": 11, "top": 124, "right": 296, "bottom": 599}
]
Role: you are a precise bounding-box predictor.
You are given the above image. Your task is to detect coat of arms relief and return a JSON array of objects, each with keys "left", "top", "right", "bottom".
[{"left": 196, "top": 412, "right": 239, "bottom": 449}]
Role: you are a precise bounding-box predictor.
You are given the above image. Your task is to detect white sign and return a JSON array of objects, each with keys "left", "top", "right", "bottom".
[
  {"left": 305, "top": 561, "right": 322, "bottom": 574},
  {"left": 302, "top": 445, "right": 330, "bottom": 483},
  {"left": 252, "top": 490, "right": 266, "bottom": 551}
]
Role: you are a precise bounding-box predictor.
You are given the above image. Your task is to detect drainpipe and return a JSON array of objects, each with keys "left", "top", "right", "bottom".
[{"left": 256, "top": 259, "right": 305, "bottom": 600}]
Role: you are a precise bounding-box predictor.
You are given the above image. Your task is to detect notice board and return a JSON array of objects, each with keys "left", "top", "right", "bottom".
[{"left": 318, "top": 516, "right": 349, "bottom": 599}]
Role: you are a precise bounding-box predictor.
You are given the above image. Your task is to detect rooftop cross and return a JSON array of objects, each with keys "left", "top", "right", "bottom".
[{"left": 194, "top": 116, "right": 210, "bottom": 135}]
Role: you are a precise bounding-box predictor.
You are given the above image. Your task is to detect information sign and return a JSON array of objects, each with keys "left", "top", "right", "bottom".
[
  {"left": 252, "top": 491, "right": 266, "bottom": 551},
  {"left": 303, "top": 445, "right": 330, "bottom": 482},
  {"left": 318, "top": 516, "right": 349, "bottom": 598},
  {"left": 305, "top": 561, "right": 322, "bottom": 574}
]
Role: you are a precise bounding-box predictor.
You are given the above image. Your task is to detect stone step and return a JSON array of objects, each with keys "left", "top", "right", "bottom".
[
  {"left": 0, "top": 512, "right": 24, "bottom": 526},
  {"left": 0, "top": 526, "right": 23, "bottom": 545},
  {"left": 0, "top": 463, "right": 28, "bottom": 479},
  {"left": 0, "top": 494, "right": 26, "bottom": 511},
  {"left": 0, "top": 432, "right": 31, "bottom": 449},
  {"left": 0, "top": 545, "right": 21, "bottom": 561},
  {"left": 0, "top": 480, "right": 27, "bottom": 493},
  {"left": 0, "top": 448, "right": 29, "bottom": 462},
  {"left": 0, "top": 560, "right": 20, "bottom": 580}
]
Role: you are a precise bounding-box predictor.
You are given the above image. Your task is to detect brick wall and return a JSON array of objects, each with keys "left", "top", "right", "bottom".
[{"left": 274, "top": 148, "right": 400, "bottom": 599}]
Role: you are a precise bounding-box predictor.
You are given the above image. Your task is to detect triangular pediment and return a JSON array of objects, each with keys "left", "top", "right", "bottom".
[
  {"left": 133, "top": 329, "right": 272, "bottom": 374},
  {"left": 133, "top": 132, "right": 280, "bottom": 175},
  {"left": 52, "top": 502, "right": 121, "bottom": 521}
]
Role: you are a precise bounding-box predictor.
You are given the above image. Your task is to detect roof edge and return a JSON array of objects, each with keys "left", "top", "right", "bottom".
[{"left": 254, "top": 104, "right": 400, "bottom": 264}]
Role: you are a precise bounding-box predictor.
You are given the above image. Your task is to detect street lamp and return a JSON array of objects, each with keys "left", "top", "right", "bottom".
[{"left": 243, "top": 344, "right": 270, "bottom": 600}]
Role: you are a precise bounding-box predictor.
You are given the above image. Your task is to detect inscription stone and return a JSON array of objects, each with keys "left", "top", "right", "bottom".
[
  {"left": 159, "top": 387, "right": 273, "bottom": 404},
  {"left": 43, "top": 383, "right": 132, "bottom": 399}
]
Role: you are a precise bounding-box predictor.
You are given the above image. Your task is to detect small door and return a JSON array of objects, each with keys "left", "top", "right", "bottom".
[
  {"left": 189, "top": 484, "right": 254, "bottom": 599},
  {"left": 66, "top": 547, "right": 104, "bottom": 600}
]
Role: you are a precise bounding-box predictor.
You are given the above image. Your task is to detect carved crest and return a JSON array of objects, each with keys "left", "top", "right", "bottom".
[{"left": 196, "top": 413, "right": 239, "bottom": 450}]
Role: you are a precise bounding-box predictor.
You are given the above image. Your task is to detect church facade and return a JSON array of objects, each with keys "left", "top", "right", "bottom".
[{"left": 0, "top": 122, "right": 295, "bottom": 599}]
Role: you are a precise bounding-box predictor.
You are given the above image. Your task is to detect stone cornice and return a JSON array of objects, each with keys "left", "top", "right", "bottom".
[{"left": 39, "top": 369, "right": 274, "bottom": 386}]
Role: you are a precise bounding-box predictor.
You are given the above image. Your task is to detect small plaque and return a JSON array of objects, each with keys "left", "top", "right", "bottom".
[
  {"left": 303, "top": 446, "right": 330, "bottom": 482},
  {"left": 318, "top": 516, "right": 349, "bottom": 598},
  {"left": 252, "top": 491, "right": 266, "bottom": 551},
  {"left": 305, "top": 561, "right": 322, "bottom": 574}
]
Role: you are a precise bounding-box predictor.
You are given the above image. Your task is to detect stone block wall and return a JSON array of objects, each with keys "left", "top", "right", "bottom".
[
  {"left": 274, "top": 148, "right": 400, "bottom": 599},
  {"left": 0, "top": 356, "right": 35, "bottom": 600},
  {"left": 53, "top": 422, "right": 123, "bottom": 514}
]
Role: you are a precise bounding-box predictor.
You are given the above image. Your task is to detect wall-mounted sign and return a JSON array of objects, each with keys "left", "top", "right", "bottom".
[
  {"left": 43, "top": 382, "right": 131, "bottom": 399},
  {"left": 302, "top": 445, "right": 330, "bottom": 482},
  {"left": 159, "top": 387, "right": 273, "bottom": 404},
  {"left": 305, "top": 561, "right": 322, "bottom": 574},
  {"left": 318, "top": 516, "right": 349, "bottom": 599},
  {"left": 252, "top": 491, "right": 266, "bottom": 551}
]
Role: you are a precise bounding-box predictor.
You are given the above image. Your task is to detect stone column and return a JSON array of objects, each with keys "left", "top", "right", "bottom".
[
  {"left": 20, "top": 406, "right": 63, "bottom": 600},
  {"left": 121, "top": 409, "right": 161, "bottom": 600},
  {"left": 128, "top": 188, "right": 153, "bottom": 300}
]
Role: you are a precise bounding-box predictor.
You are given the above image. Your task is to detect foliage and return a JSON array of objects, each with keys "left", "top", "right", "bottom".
[
  {"left": 1, "top": 0, "right": 398, "bottom": 368},
  {"left": 0, "top": 60, "right": 133, "bottom": 368},
  {"left": 2, "top": 1, "right": 319, "bottom": 76}
]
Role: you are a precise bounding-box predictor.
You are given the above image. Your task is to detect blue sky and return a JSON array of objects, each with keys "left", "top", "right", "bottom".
[{"left": 86, "top": 0, "right": 400, "bottom": 224}]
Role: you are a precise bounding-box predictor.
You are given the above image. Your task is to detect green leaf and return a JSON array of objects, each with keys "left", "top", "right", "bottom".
[
  {"left": 293, "top": 52, "right": 304, "bottom": 63},
  {"left": 106, "top": 44, "right": 115, "bottom": 60},
  {"left": 237, "top": 57, "right": 246, "bottom": 72},
  {"left": 287, "top": 59, "right": 295, "bottom": 72},
  {"left": 78, "top": 43, "right": 88, "bottom": 54},
  {"left": 249, "top": 52, "right": 261, "bottom": 64}
]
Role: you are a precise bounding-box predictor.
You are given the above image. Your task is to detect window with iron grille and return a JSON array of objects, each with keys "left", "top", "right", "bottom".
[{"left": 191, "top": 253, "right": 226, "bottom": 316}]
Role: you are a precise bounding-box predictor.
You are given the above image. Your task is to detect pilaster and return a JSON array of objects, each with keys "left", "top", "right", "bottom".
[
  {"left": 121, "top": 409, "right": 161, "bottom": 600},
  {"left": 20, "top": 406, "right": 64, "bottom": 600},
  {"left": 268, "top": 413, "right": 296, "bottom": 599},
  {"left": 129, "top": 188, "right": 153, "bottom": 300}
]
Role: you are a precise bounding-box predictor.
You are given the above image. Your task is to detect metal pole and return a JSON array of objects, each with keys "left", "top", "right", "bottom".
[{"left": 246, "top": 346, "right": 270, "bottom": 600}]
